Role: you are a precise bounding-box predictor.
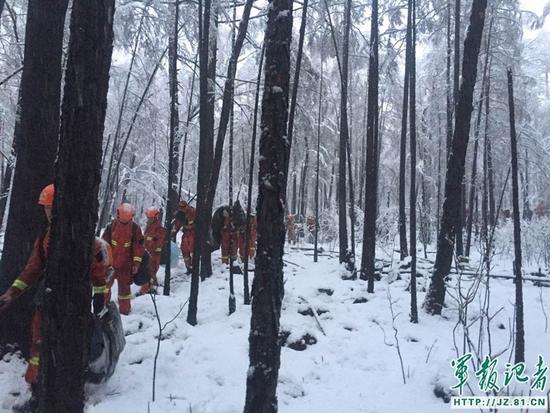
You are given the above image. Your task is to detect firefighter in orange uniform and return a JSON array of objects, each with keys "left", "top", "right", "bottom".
[
  {"left": 287, "top": 214, "right": 297, "bottom": 244},
  {"left": 173, "top": 201, "right": 196, "bottom": 274},
  {"left": 140, "top": 207, "right": 166, "bottom": 294},
  {"left": 221, "top": 208, "right": 239, "bottom": 265},
  {"left": 102, "top": 203, "right": 144, "bottom": 315},
  {"left": 237, "top": 214, "right": 257, "bottom": 261},
  {"left": 0, "top": 184, "right": 111, "bottom": 386}
]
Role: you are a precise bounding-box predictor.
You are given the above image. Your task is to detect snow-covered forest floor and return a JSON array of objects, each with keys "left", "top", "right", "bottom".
[{"left": 1, "top": 242, "right": 549, "bottom": 412}]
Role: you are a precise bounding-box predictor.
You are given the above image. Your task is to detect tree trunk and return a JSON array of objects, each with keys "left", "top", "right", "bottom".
[
  {"left": 507, "top": 67, "right": 524, "bottom": 364},
  {"left": 200, "top": 0, "right": 218, "bottom": 280},
  {"left": 360, "top": 0, "right": 379, "bottom": 294},
  {"left": 425, "top": 0, "right": 487, "bottom": 315},
  {"left": 228, "top": 3, "right": 236, "bottom": 315},
  {"left": 465, "top": 19, "right": 492, "bottom": 257},
  {"left": 454, "top": 0, "right": 465, "bottom": 258},
  {"left": 522, "top": 148, "right": 532, "bottom": 220},
  {"left": 337, "top": 0, "right": 351, "bottom": 264},
  {"left": 346, "top": 121, "right": 356, "bottom": 267},
  {"left": 409, "top": 0, "right": 418, "bottom": 323},
  {"left": 243, "top": 46, "right": 264, "bottom": 305},
  {"left": 399, "top": 0, "right": 412, "bottom": 261},
  {"left": 187, "top": 0, "right": 212, "bottom": 326},
  {"left": 163, "top": 0, "right": 180, "bottom": 296},
  {"left": 299, "top": 136, "right": 309, "bottom": 220},
  {"left": 359, "top": 88, "right": 368, "bottom": 208},
  {"left": 243, "top": 0, "right": 292, "bottom": 409},
  {"left": 0, "top": 0, "right": 69, "bottom": 353},
  {"left": 314, "top": 51, "right": 323, "bottom": 263},
  {"left": 446, "top": 0, "right": 453, "bottom": 157},
  {"left": 39, "top": 1, "right": 114, "bottom": 410},
  {"left": 291, "top": 173, "right": 297, "bottom": 214},
  {"left": 287, "top": 0, "right": 309, "bottom": 174}
]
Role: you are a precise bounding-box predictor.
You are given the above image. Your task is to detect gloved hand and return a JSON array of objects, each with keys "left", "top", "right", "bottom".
[
  {"left": 131, "top": 262, "right": 140, "bottom": 275},
  {"left": 0, "top": 290, "right": 16, "bottom": 313},
  {"left": 92, "top": 293, "right": 104, "bottom": 316}
]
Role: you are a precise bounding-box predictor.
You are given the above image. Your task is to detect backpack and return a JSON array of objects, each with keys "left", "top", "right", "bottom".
[
  {"left": 133, "top": 250, "right": 151, "bottom": 286},
  {"left": 87, "top": 301, "right": 126, "bottom": 383}
]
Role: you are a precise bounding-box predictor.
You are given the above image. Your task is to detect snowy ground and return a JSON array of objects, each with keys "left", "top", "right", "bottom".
[{"left": 1, "top": 243, "right": 549, "bottom": 412}]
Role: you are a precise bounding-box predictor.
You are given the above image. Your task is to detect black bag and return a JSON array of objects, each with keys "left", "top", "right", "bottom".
[
  {"left": 133, "top": 250, "right": 151, "bottom": 286},
  {"left": 87, "top": 301, "right": 126, "bottom": 383}
]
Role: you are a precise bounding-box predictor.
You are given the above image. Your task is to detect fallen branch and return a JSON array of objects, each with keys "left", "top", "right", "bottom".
[
  {"left": 283, "top": 259, "right": 306, "bottom": 269},
  {"left": 298, "top": 295, "right": 326, "bottom": 336}
]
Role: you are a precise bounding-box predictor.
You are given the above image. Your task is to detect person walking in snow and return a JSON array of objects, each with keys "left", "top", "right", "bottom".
[
  {"left": 140, "top": 207, "right": 166, "bottom": 295},
  {"left": 102, "top": 203, "right": 144, "bottom": 315},
  {"left": 0, "top": 184, "right": 112, "bottom": 388},
  {"left": 172, "top": 200, "right": 196, "bottom": 275}
]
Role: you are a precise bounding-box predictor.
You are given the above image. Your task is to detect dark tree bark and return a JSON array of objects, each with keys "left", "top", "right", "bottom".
[
  {"left": 314, "top": 51, "right": 323, "bottom": 263},
  {"left": 465, "top": 19, "right": 492, "bottom": 257},
  {"left": 199, "top": 0, "right": 219, "bottom": 280},
  {"left": 454, "top": 0, "right": 465, "bottom": 258},
  {"left": 0, "top": 0, "right": 69, "bottom": 352},
  {"left": 163, "top": 0, "right": 180, "bottom": 296},
  {"left": 228, "top": 3, "right": 236, "bottom": 315},
  {"left": 486, "top": 120, "right": 495, "bottom": 226},
  {"left": 409, "top": 0, "right": 418, "bottom": 323},
  {"left": 522, "top": 148, "right": 532, "bottom": 220},
  {"left": 243, "top": 0, "right": 292, "bottom": 409},
  {"left": 291, "top": 173, "right": 297, "bottom": 214},
  {"left": 507, "top": 67, "right": 524, "bottom": 364},
  {"left": 359, "top": 88, "right": 368, "bottom": 208},
  {"left": 446, "top": 0, "right": 453, "bottom": 157},
  {"left": 346, "top": 117, "right": 356, "bottom": 268},
  {"left": 287, "top": 0, "right": 308, "bottom": 175},
  {"left": 360, "top": 0, "right": 379, "bottom": 294},
  {"left": 337, "top": 0, "right": 351, "bottom": 264},
  {"left": 425, "top": 0, "right": 487, "bottom": 315},
  {"left": 187, "top": 0, "right": 212, "bottom": 326},
  {"left": 481, "top": 62, "right": 491, "bottom": 265},
  {"left": 398, "top": 0, "right": 412, "bottom": 261},
  {"left": 38, "top": 1, "right": 114, "bottom": 410},
  {"left": 298, "top": 136, "right": 309, "bottom": 220},
  {"left": 243, "top": 46, "right": 264, "bottom": 305}
]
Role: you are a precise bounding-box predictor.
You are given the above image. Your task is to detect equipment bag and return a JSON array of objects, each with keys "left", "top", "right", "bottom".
[
  {"left": 133, "top": 250, "right": 151, "bottom": 286},
  {"left": 87, "top": 301, "right": 126, "bottom": 383}
]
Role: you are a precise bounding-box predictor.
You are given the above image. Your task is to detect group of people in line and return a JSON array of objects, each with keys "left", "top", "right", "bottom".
[{"left": 0, "top": 184, "right": 257, "bottom": 389}]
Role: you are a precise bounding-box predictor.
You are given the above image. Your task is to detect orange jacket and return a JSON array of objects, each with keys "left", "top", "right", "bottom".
[
  {"left": 144, "top": 219, "right": 166, "bottom": 255},
  {"left": 8, "top": 228, "right": 110, "bottom": 297},
  {"left": 102, "top": 220, "right": 145, "bottom": 271},
  {"left": 173, "top": 205, "right": 196, "bottom": 234}
]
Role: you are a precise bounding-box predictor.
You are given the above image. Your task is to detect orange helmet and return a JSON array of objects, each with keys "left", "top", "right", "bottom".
[
  {"left": 145, "top": 207, "right": 159, "bottom": 219},
  {"left": 38, "top": 184, "right": 55, "bottom": 206},
  {"left": 117, "top": 203, "right": 135, "bottom": 222}
]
